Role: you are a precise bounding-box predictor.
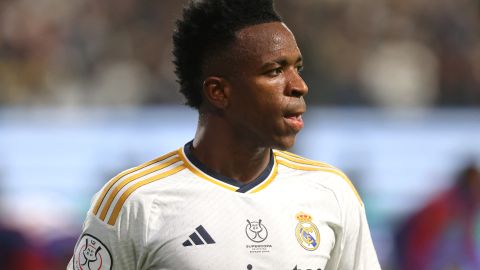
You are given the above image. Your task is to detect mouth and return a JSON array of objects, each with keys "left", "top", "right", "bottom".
[{"left": 283, "top": 112, "right": 304, "bottom": 132}]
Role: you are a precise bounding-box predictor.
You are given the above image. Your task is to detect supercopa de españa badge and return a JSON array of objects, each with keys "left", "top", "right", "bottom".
[{"left": 295, "top": 212, "right": 320, "bottom": 251}]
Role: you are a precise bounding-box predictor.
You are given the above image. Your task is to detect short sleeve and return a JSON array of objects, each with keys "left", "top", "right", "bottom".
[
  {"left": 67, "top": 193, "right": 146, "bottom": 270},
  {"left": 325, "top": 174, "right": 381, "bottom": 270},
  {"left": 338, "top": 201, "right": 381, "bottom": 269}
]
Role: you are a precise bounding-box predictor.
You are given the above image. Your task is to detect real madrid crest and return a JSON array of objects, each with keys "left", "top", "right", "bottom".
[{"left": 295, "top": 212, "right": 320, "bottom": 251}]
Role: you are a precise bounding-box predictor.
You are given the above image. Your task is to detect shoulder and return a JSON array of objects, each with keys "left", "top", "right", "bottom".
[
  {"left": 90, "top": 148, "right": 187, "bottom": 226},
  {"left": 273, "top": 149, "right": 363, "bottom": 206}
]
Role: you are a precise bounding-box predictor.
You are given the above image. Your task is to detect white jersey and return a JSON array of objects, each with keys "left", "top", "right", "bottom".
[{"left": 68, "top": 142, "right": 380, "bottom": 270}]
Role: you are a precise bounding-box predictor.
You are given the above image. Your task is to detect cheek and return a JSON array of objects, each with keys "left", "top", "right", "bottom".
[
  {"left": 229, "top": 78, "right": 286, "bottom": 120},
  {"left": 252, "top": 81, "right": 287, "bottom": 109}
]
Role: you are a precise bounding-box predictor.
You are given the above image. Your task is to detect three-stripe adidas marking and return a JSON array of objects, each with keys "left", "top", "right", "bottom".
[
  {"left": 183, "top": 225, "right": 216, "bottom": 247},
  {"left": 92, "top": 150, "right": 185, "bottom": 225}
]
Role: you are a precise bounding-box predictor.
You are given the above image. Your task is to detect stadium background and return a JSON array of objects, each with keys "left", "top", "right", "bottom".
[{"left": 1, "top": 0, "right": 479, "bottom": 269}]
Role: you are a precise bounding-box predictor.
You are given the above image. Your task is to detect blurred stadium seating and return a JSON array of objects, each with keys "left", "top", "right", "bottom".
[{"left": 1, "top": 0, "right": 479, "bottom": 269}]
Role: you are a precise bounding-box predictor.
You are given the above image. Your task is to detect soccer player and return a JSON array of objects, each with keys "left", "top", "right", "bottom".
[{"left": 68, "top": 0, "right": 381, "bottom": 269}]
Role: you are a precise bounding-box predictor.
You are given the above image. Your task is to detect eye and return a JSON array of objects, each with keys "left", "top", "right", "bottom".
[
  {"left": 296, "top": 65, "right": 304, "bottom": 73},
  {"left": 266, "top": 67, "right": 283, "bottom": 77}
]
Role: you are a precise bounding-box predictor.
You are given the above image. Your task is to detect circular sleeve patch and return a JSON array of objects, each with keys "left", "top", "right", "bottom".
[{"left": 73, "top": 234, "right": 113, "bottom": 270}]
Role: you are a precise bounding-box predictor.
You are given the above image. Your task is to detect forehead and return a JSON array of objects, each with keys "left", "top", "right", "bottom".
[{"left": 230, "top": 22, "right": 300, "bottom": 64}]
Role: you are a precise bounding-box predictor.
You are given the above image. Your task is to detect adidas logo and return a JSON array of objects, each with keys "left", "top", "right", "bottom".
[{"left": 182, "top": 225, "right": 216, "bottom": 247}]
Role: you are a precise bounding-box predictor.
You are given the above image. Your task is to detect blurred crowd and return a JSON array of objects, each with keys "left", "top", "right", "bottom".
[
  {"left": 1, "top": 0, "right": 480, "bottom": 108},
  {"left": 1, "top": 0, "right": 480, "bottom": 269},
  {"left": 0, "top": 225, "right": 76, "bottom": 270},
  {"left": 395, "top": 164, "right": 480, "bottom": 270}
]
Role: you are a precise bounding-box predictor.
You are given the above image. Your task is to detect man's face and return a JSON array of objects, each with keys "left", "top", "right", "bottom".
[{"left": 223, "top": 22, "right": 308, "bottom": 150}]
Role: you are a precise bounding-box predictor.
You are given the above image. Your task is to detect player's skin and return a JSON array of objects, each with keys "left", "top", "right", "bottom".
[{"left": 191, "top": 22, "right": 308, "bottom": 184}]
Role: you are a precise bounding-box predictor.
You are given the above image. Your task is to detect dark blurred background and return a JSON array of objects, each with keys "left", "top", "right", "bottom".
[{"left": 0, "top": 0, "right": 479, "bottom": 269}]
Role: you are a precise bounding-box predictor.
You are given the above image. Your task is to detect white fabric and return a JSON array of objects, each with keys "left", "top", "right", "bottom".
[{"left": 67, "top": 145, "right": 381, "bottom": 270}]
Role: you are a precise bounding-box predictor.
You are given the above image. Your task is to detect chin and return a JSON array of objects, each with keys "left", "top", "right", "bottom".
[{"left": 272, "top": 136, "right": 296, "bottom": 150}]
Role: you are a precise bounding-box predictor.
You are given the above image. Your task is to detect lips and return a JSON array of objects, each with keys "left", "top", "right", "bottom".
[{"left": 283, "top": 112, "right": 304, "bottom": 132}]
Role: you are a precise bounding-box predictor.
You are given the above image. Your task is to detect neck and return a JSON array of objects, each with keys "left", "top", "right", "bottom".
[{"left": 191, "top": 113, "right": 271, "bottom": 184}]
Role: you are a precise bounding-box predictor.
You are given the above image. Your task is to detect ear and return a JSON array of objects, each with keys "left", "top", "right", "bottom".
[{"left": 202, "top": 76, "right": 229, "bottom": 109}]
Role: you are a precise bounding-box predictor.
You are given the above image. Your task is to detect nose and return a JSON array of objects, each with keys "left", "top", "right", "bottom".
[{"left": 286, "top": 69, "right": 308, "bottom": 98}]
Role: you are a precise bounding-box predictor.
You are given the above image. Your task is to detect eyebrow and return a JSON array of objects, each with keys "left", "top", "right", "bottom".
[{"left": 261, "top": 55, "right": 303, "bottom": 69}]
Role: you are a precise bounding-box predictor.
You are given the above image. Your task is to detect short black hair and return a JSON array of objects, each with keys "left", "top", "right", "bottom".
[{"left": 173, "top": 0, "right": 282, "bottom": 109}]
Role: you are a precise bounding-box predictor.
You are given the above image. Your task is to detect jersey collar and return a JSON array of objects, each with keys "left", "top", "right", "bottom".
[{"left": 179, "top": 141, "right": 278, "bottom": 193}]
